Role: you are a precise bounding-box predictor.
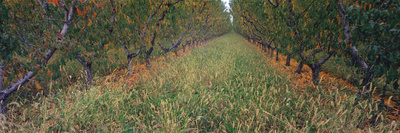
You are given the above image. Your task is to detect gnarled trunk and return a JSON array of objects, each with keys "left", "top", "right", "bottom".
[
  {"left": 164, "top": 50, "right": 169, "bottom": 60},
  {"left": 191, "top": 40, "right": 195, "bottom": 49},
  {"left": 84, "top": 63, "right": 93, "bottom": 87},
  {"left": 120, "top": 41, "right": 141, "bottom": 75},
  {"left": 286, "top": 53, "right": 292, "bottom": 66},
  {"left": 263, "top": 44, "right": 267, "bottom": 52},
  {"left": 174, "top": 46, "right": 178, "bottom": 56},
  {"left": 276, "top": 48, "right": 279, "bottom": 61},
  {"left": 0, "top": 61, "right": 3, "bottom": 90},
  {"left": 75, "top": 56, "right": 93, "bottom": 88},
  {"left": 127, "top": 57, "right": 133, "bottom": 74},
  {"left": 295, "top": 61, "right": 303, "bottom": 74},
  {"left": 307, "top": 49, "right": 335, "bottom": 85},
  {"left": 0, "top": 59, "right": 5, "bottom": 126},
  {"left": 270, "top": 48, "right": 274, "bottom": 58},
  {"left": 309, "top": 64, "right": 321, "bottom": 85},
  {"left": 337, "top": 0, "right": 373, "bottom": 91},
  {"left": 146, "top": 47, "right": 154, "bottom": 68}
]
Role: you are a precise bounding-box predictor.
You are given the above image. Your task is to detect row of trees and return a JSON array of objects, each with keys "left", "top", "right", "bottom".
[
  {"left": 0, "top": 0, "right": 231, "bottom": 125},
  {"left": 231, "top": 0, "right": 399, "bottom": 101}
]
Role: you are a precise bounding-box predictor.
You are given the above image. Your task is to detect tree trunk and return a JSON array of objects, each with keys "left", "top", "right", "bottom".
[
  {"left": 84, "top": 63, "right": 93, "bottom": 87},
  {"left": 286, "top": 54, "right": 291, "bottom": 66},
  {"left": 270, "top": 48, "right": 274, "bottom": 58},
  {"left": 263, "top": 44, "right": 266, "bottom": 52},
  {"left": 121, "top": 41, "right": 141, "bottom": 76},
  {"left": 174, "top": 47, "right": 178, "bottom": 56},
  {"left": 295, "top": 61, "right": 303, "bottom": 74},
  {"left": 183, "top": 45, "right": 186, "bottom": 53},
  {"left": 307, "top": 50, "right": 335, "bottom": 84},
  {"left": 165, "top": 50, "right": 169, "bottom": 60},
  {"left": 361, "top": 68, "right": 374, "bottom": 91},
  {"left": 0, "top": 61, "right": 3, "bottom": 90},
  {"left": 191, "top": 40, "right": 194, "bottom": 49},
  {"left": 309, "top": 64, "right": 320, "bottom": 85},
  {"left": 127, "top": 57, "right": 133, "bottom": 75},
  {"left": 276, "top": 49, "right": 279, "bottom": 61},
  {"left": 337, "top": 0, "right": 373, "bottom": 91},
  {"left": 146, "top": 47, "right": 154, "bottom": 68},
  {"left": 75, "top": 56, "right": 93, "bottom": 88},
  {"left": 269, "top": 47, "right": 272, "bottom": 56}
]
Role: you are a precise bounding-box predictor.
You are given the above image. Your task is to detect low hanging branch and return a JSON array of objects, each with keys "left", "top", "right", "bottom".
[
  {"left": 0, "top": 47, "right": 57, "bottom": 122},
  {"left": 1, "top": 0, "right": 79, "bottom": 126}
]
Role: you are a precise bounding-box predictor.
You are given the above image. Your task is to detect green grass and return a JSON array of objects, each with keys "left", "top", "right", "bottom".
[{"left": 5, "top": 32, "right": 396, "bottom": 132}]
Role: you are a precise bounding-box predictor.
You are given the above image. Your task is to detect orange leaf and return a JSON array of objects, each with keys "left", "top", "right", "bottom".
[
  {"left": 77, "top": 8, "right": 83, "bottom": 16},
  {"left": 35, "top": 81, "right": 42, "bottom": 90},
  {"left": 47, "top": 70, "right": 51, "bottom": 77},
  {"left": 58, "top": 33, "right": 63, "bottom": 38},
  {"left": 93, "top": 12, "right": 97, "bottom": 18},
  {"left": 44, "top": 40, "right": 48, "bottom": 45},
  {"left": 88, "top": 19, "right": 92, "bottom": 26}
]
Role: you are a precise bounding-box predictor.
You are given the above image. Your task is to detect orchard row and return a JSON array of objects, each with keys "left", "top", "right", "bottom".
[
  {"left": 0, "top": 0, "right": 231, "bottom": 123},
  {"left": 231, "top": 0, "right": 399, "bottom": 100}
]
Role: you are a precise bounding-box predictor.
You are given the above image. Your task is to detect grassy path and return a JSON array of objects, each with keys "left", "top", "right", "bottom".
[
  {"left": 9, "top": 32, "right": 391, "bottom": 132},
  {"left": 127, "top": 32, "right": 291, "bottom": 132}
]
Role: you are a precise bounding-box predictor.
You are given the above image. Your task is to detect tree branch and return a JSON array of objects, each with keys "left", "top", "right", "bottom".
[
  {"left": 158, "top": 42, "right": 168, "bottom": 51},
  {"left": 12, "top": 26, "right": 32, "bottom": 48},
  {"left": 267, "top": 0, "right": 279, "bottom": 8},
  {"left": 128, "top": 47, "right": 142, "bottom": 59},
  {"left": 306, "top": 46, "right": 324, "bottom": 60},
  {"left": 109, "top": 0, "right": 116, "bottom": 33},
  {"left": 36, "top": 0, "right": 48, "bottom": 16},
  {"left": 0, "top": 71, "right": 35, "bottom": 101},
  {"left": 41, "top": 48, "right": 57, "bottom": 66},
  {"left": 120, "top": 41, "right": 130, "bottom": 56},
  {"left": 317, "top": 49, "right": 336, "bottom": 65},
  {"left": 74, "top": 55, "right": 85, "bottom": 65},
  {"left": 59, "top": 0, "right": 78, "bottom": 41}
]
